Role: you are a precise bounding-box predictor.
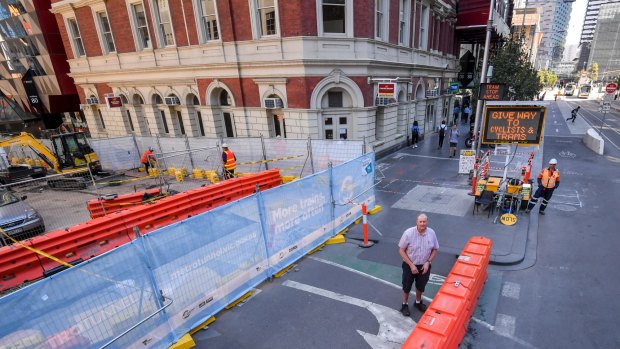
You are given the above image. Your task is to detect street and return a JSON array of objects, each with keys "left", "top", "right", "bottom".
[{"left": 189, "top": 98, "right": 620, "bottom": 349}]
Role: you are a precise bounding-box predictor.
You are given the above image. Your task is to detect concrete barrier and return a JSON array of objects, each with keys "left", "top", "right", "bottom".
[{"left": 582, "top": 128, "right": 604, "bottom": 155}]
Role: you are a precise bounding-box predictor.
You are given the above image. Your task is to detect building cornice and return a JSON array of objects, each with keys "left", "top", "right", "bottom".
[{"left": 50, "top": 0, "right": 103, "bottom": 14}]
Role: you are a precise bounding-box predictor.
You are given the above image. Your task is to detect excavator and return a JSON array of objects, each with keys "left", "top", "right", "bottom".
[{"left": 0, "top": 132, "right": 102, "bottom": 188}]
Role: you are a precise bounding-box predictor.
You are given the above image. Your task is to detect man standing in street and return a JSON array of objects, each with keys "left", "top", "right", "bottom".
[
  {"left": 222, "top": 143, "right": 236, "bottom": 179},
  {"left": 398, "top": 214, "right": 439, "bottom": 316},
  {"left": 453, "top": 105, "right": 460, "bottom": 125},
  {"left": 410, "top": 121, "right": 420, "bottom": 148},
  {"left": 566, "top": 106, "right": 580, "bottom": 123},
  {"left": 463, "top": 105, "right": 471, "bottom": 123},
  {"left": 526, "top": 158, "right": 560, "bottom": 215},
  {"left": 437, "top": 120, "right": 447, "bottom": 149}
]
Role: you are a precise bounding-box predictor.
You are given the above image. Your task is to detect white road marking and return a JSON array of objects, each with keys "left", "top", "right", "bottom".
[
  {"left": 283, "top": 280, "right": 414, "bottom": 349},
  {"left": 494, "top": 314, "right": 540, "bottom": 349},
  {"left": 555, "top": 129, "right": 559, "bottom": 132},
  {"left": 308, "top": 256, "right": 494, "bottom": 330},
  {"left": 501, "top": 282, "right": 521, "bottom": 300},
  {"left": 368, "top": 221, "right": 384, "bottom": 236}
]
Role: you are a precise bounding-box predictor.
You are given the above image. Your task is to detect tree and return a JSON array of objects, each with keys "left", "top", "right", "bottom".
[
  {"left": 537, "top": 69, "right": 558, "bottom": 88},
  {"left": 487, "top": 39, "right": 543, "bottom": 100},
  {"left": 588, "top": 63, "right": 599, "bottom": 81}
]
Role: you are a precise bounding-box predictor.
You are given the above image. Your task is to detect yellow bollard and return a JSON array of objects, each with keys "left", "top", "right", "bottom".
[
  {"left": 175, "top": 170, "right": 184, "bottom": 182},
  {"left": 204, "top": 170, "right": 219, "bottom": 184},
  {"left": 167, "top": 167, "right": 176, "bottom": 177},
  {"left": 180, "top": 168, "right": 188, "bottom": 176},
  {"left": 281, "top": 175, "right": 299, "bottom": 183},
  {"left": 148, "top": 168, "right": 159, "bottom": 177},
  {"left": 193, "top": 169, "right": 204, "bottom": 179}
]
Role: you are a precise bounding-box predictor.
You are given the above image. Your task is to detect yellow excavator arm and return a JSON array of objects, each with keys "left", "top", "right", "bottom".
[{"left": 0, "top": 132, "right": 60, "bottom": 172}]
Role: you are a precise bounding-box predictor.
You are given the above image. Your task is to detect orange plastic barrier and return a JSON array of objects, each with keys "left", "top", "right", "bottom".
[
  {"left": 86, "top": 189, "right": 162, "bottom": 219},
  {"left": 402, "top": 236, "right": 492, "bottom": 349},
  {"left": 0, "top": 170, "right": 282, "bottom": 292}
]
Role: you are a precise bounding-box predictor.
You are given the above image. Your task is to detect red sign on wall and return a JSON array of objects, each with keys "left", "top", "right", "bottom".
[
  {"left": 105, "top": 96, "right": 123, "bottom": 108},
  {"left": 378, "top": 83, "right": 396, "bottom": 98}
]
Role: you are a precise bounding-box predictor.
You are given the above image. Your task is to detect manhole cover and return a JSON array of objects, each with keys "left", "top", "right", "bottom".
[{"left": 552, "top": 204, "right": 577, "bottom": 212}]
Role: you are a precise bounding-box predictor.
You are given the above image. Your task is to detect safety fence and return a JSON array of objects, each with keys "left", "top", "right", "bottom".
[
  {"left": 0, "top": 170, "right": 283, "bottom": 292},
  {"left": 91, "top": 135, "right": 366, "bottom": 178},
  {"left": 402, "top": 236, "right": 492, "bottom": 349},
  {"left": 0, "top": 153, "right": 376, "bottom": 349}
]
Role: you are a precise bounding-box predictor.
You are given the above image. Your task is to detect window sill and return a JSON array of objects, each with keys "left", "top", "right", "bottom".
[{"left": 374, "top": 140, "right": 385, "bottom": 147}]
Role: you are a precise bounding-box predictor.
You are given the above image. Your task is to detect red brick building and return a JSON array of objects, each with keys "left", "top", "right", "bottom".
[{"left": 51, "top": 0, "right": 458, "bottom": 151}]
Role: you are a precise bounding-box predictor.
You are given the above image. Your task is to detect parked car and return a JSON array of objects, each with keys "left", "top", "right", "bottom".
[
  {"left": 0, "top": 164, "right": 47, "bottom": 184},
  {"left": 0, "top": 190, "right": 45, "bottom": 244}
]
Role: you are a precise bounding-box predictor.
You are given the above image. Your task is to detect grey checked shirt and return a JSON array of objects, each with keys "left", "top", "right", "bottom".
[{"left": 398, "top": 227, "right": 439, "bottom": 265}]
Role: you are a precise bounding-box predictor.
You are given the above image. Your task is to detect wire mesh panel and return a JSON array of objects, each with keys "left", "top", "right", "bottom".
[
  {"left": 263, "top": 138, "right": 311, "bottom": 177},
  {"left": 259, "top": 171, "right": 333, "bottom": 275},
  {"left": 186, "top": 137, "right": 220, "bottom": 173},
  {"left": 145, "top": 195, "right": 268, "bottom": 338},
  {"left": 90, "top": 136, "right": 140, "bottom": 171},
  {"left": 0, "top": 242, "right": 173, "bottom": 349},
  {"left": 331, "top": 153, "right": 377, "bottom": 234},
  {"left": 222, "top": 138, "right": 267, "bottom": 174},
  {"left": 0, "top": 171, "right": 96, "bottom": 246},
  {"left": 311, "top": 140, "right": 364, "bottom": 172}
]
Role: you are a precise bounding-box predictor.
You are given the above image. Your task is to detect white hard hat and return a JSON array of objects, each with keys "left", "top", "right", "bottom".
[
  {"left": 549, "top": 158, "right": 558, "bottom": 165},
  {"left": 148, "top": 146, "right": 154, "bottom": 151},
  {"left": 222, "top": 143, "right": 228, "bottom": 148}
]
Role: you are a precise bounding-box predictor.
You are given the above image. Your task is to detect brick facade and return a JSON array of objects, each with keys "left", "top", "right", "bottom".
[
  {"left": 279, "top": 0, "right": 318, "bottom": 37},
  {"left": 354, "top": 0, "right": 374, "bottom": 39}
]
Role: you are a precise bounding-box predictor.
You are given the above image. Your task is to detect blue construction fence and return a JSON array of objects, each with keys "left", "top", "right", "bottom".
[{"left": 0, "top": 153, "right": 376, "bottom": 349}]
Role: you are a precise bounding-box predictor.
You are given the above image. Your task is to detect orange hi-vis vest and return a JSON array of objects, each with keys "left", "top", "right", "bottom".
[
  {"left": 224, "top": 150, "right": 236, "bottom": 170},
  {"left": 140, "top": 150, "right": 153, "bottom": 164},
  {"left": 539, "top": 168, "right": 560, "bottom": 188}
]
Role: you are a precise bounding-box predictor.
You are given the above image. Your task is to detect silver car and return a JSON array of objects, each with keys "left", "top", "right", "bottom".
[{"left": 0, "top": 190, "right": 45, "bottom": 245}]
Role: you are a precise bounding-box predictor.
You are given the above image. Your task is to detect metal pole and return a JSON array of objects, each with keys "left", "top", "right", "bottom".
[
  {"left": 473, "top": 0, "right": 496, "bottom": 155},
  {"left": 260, "top": 134, "right": 269, "bottom": 171},
  {"left": 131, "top": 133, "right": 141, "bottom": 169},
  {"left": 184, "top": 135, "right": 195, "bottom": 169},
  {"left": 307, "top": 135, "right": 315, "bottom": 174}
]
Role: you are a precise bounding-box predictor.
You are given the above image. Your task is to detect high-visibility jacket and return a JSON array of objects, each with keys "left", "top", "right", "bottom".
[
  {"left": 140, "top": 150, "right": 154, "bottom": 164},
  {"left": 539, "top": 167, "right": 560, "bottom": 189},
  {"left": 223, "top": 150, "right": 236, "bottom": 170}
]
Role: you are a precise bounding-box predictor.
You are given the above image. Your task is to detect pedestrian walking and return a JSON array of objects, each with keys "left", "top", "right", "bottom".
[
  {"left": 398, "top": 213, "right": 439, "bottom": 316},
  {"left": 140, "top": 146, "right": 156, "bottom": 173},
  {"left": 410, "top": 121, "right": 420, "bottom": 148},
  {"left": 453, "top": 106, "right": 460, "bottom": 124},
  {"left": 566, "top": 106, "right": 580, "bottom": 123},
  {"left": 437, "top": 120, "right": 447, "bottom": 149},
  {"left": 221, "top": 143, "right": 236, "bottom": 179},
  {"left": 463, "top": 105, "right": 471, "bottom": 123},
  {"left": 448, "top": 124, "right": 460, "bottom": 157},
  {"left": 525, "top": 158, "right": 560, "bottom": 215}
]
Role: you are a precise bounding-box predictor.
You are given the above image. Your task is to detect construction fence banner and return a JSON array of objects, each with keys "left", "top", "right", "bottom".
[{"left": 0, "top": 153, "right": 376, "bottom": 349}]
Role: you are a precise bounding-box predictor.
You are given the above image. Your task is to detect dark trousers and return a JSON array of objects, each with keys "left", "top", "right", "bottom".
[
  {"left": 224, "top": 168, "right": 235, "bottom": 179},
  {"left": 438, "top": 135, "right": 445, "bottom": 148},
  {"left": 411, "top": 132, "right": 419, "bottom": 145},
  {"left": 527, "top": 187, "right": 555, "bottom": 212},
  {"left": 143, "top": 161, "right": 151, "bottom": 173},
  {"left": 566, "top": 115, "right": 576, "bottom": 123},
  {"left": 453, "top": 113, "right": 459, "bottom": 124}
]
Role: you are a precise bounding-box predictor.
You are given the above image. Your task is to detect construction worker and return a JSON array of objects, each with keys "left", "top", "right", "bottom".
[
  {"left": 525, "top": 158, "right": 560, "bottom": 215},
  {"left": 222, "top": 143, "right": 236, "bottom": 179},
  {"left": 140, "top": 146, "right": 156, "bottom": 173}
]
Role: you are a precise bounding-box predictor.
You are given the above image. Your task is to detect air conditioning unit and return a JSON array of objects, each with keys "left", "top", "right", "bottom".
[
  {"left": 164, "top": 96, "right": 180, "bottom": 105},
  {"left": 375, "top": 97, "right": 397, "bottom": 106},
  {"left": 425, "top": 89, "right": 439, "bottom": 98},
  {"left": 264, "top": 97, "right": 283, "bottom": 109},
  {"left": 85, "top": 97, "right": 99, "bottom": 105}
]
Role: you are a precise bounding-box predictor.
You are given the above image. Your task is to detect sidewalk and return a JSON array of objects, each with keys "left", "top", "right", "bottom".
[{"left": 344, "top": 120, "right": 543, "bottom": 265}]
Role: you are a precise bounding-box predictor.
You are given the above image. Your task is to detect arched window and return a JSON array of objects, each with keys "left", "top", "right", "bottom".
[
  {"left": 219, "top": 90, "right": 231, "bottom": 106},
  {"left": 153, "top": 94, "right": 163, "bottom": 104},
  {"left": 132, "top": 94, "right": 144, "bottom": 105}
]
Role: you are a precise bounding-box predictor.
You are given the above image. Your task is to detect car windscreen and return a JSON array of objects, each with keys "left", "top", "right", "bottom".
[{"left": 0, "top": 191, "right": 19, "bottom": 207}]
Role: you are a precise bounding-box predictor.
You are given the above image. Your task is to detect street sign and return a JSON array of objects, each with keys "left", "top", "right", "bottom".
[
  {"left": 481, "top": 105, "right": 547, "bottom": 145},
  {"left": 601, "top": 103, "right": 611, "bottom": 112},
  {"left": 479, "top": 83, "right": 506, "bottom": 101},
  {"left": 500, "top": 213, "right": 517, "bottom": 226},
  {"left": 606, "top": 83, "right": 617, "bottom": 94}
]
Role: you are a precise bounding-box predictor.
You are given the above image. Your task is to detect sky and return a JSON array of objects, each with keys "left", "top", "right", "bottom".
[{"left": 566, "top": 0, "right": 588, "bottom": 46}]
